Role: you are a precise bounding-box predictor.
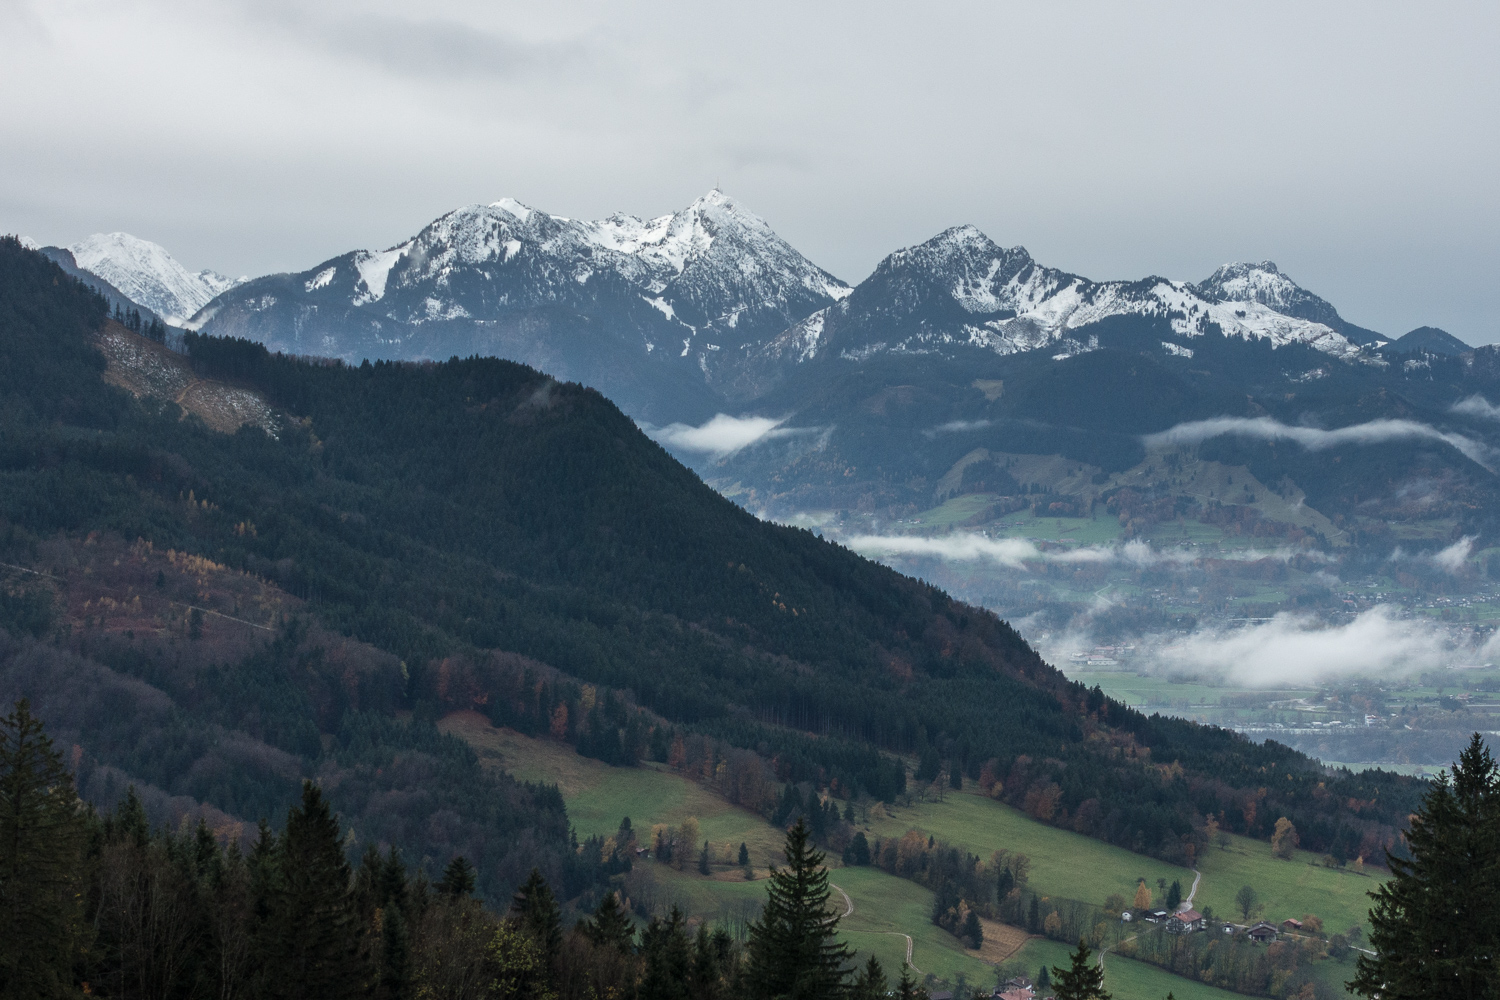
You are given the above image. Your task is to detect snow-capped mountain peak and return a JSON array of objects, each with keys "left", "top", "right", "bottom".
[
  {"left": 752, "top": 227, "right": 1367, "bottom": 371},
  {"left": 67, "top": 232, "right": 244, "bottom": 325},
  {"left": 1195, "top": 259, "right": 1349, "bottom": 330}
]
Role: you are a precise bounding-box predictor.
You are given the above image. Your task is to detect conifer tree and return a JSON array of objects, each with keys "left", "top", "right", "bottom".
[
  {"left": 745, "top": 818, "right": 852, "bottom": 999},
  {"left": 1351, "top": 733, "right": 1499, "bottom": 999},
  {"left": 699, "top": 839, "right": 712, "bottom": 875},
  {"left": 580, "top": 891, "right": 634, "bottom": 953},
  {"left": 640, "top": 907, "right": 692, "bottom": 1000},
  {"left": 852, "top": 955, "right": 889, "bottom": 999},
  {"left": 511, "top": 868, "right": 563, "bottom": 968},
  {"left": 1052, "top": 939, "right": 1110, "bottom": 1000},
  {"left": 265, "top": 781, "right": 363, "bottom": 1000},
  {"left": 895, "top": 965, "right": 927, "bottom": 1000},
  {"left": 0, "top": 699, "right": 87, "bottom": 1000},
  {"left": 437, "top": 856, "right": 476, "bottom": 898},
  {"left": 690, "top": 923, "right": 726, "bottom": 1000}
]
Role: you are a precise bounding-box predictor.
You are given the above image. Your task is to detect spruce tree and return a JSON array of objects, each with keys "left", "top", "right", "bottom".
[
  {"left": 0, "top": 699, "right": 87, "bottom": 1000},
  {"left": 853, "top": 955, "right": 889, "bottom": 999},
  {"left": 1351, "top": 733, "right": 1499, "bottom": 999},
  {"left": 511, "top": 868, "right": 563, "bottom": 968},
  {"left": 746, "top": 818, "right": 852, "bottom": 999},
  {"left": 266, "top": 781, "right": 363, "bottom": 1000},
  {"left": 640, "top": 906, "right": 692, "bottom": 1000},
  {"left": 1052, "top": 939, "right": 1110, "bottom": 1000},
  {"left": 580, "top": 891, "right": 635, "bottom": 953},
  {"left": 436, "top": 855, "right": 476, "bottom": 898}
]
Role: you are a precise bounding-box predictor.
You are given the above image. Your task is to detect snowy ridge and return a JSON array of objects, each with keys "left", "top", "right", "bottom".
[
  {"left": 754, "top": 227, "right": 1366, "bottom": 369},
  {"left": 198, "top": 189, "right": 851, "bottom": 391},
  {"left": 68, "top": 232, "right": 244, "bottom": 325}
]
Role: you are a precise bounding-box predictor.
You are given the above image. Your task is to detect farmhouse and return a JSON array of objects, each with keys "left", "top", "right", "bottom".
[
  {"left": 1281, "top": 918, "right": 1304, "bottom": 932},
  {"left": 1166, "top": 908, "right": 1204, "bottom": 934},
  {"left": 1247, "top": 921, "right": 1279, "bottom": 943}
]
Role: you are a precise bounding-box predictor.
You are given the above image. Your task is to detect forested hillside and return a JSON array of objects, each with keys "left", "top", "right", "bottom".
[{"left": 0, "top": 237, "right": 1418, "bottom": 886}]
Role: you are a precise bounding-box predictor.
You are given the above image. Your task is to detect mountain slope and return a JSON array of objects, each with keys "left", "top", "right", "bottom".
[
  {"left": 192, "top": 191, "right": 847, "bottom": 423},
  {"left": 736, "top": 229, "right": 1364, "bottom": 400},
  {"left": 1387, "top": 325, "right": 1470, "bottom": 355},
  {"left": 1196, "top": 260, "right": 1385, "bottom": 345},
  {"left": 66, "top": 231, "right": 242, "bottom": 325},
  {"left": 34, "top": 244, "right": 166, "bottom": 326},
  {"left": 0, "top": 236, "right": 1420, "bottom": 871}
]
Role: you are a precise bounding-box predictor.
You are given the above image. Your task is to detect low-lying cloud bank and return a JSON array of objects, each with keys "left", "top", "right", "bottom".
[
  {"left": 1451, "top": 395, "right": 1500, "bottom": 421},
  {"left": 843, "top": 532, "right": 1311, "bottom": 571},
  {"left": 642, "top": 413, "right": 817, "bottom": 457},
  {"left": 1142, "top": 415, "right": 1493, "bottom": 469},
  {"left": 1041, "top": 605, "right": 1496, "bottom": 688},
  {"left": 924, "top": 419, "right": 992, "bottom": 437}
]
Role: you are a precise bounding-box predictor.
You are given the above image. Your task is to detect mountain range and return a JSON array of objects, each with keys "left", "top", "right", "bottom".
[
  {"left": 27, "top": 194, "right": 1498, "bottom": 546},
  {"left": 35, "top": 192, "right": 1463, "bottom": 422},
  {"left": 0, "top": 235, "right": 1420, "bottom": 894}
]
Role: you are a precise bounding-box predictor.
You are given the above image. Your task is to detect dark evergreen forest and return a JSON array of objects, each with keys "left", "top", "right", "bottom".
[{"left": 0, "top": 236, "right": 1419, "bottom": 888}]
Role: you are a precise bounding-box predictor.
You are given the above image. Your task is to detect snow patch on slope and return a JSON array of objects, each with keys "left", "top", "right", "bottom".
[
  {"left": 353, "top": 242, "right": 412, "bottom": 305},
  {"left": 68, "top": 232, "right": 245, "bottom": 325}
]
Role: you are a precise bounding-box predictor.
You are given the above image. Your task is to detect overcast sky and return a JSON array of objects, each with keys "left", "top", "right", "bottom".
[{"left": 4, "top": 1, "right": 1497, "bottom": 342}]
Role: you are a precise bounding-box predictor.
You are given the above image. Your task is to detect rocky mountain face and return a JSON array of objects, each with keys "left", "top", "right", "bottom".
[
  {"left": 45, "top": 195, "right": 1475, "bottom": 452},
  {"left": 63, "top": 232, "right": 242, "bottom": 325},
  {"left": 189, "top": 191, "right": 849, "bottom": 423},
  {"left": 734, "top": 229, "right": 1375, "bottom": 401}
]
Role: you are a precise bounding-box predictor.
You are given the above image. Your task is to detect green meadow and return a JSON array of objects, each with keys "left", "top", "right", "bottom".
[{"left": 444, "top": 714, "right": 1380, "bottom": 998}]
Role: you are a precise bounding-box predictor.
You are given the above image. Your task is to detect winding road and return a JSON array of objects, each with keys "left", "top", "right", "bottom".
[
  {"left": 1181, "top": 868, "right": 1202, "bottom": 910},
  {"left": 830, "top": 883, "right": 854, "bottom": 918},
  {"left": 884, "top": 933, "right": 924, "bottom": 976},
  {"left": 831, "top": 881, "right": 924, "bottom": 975}
]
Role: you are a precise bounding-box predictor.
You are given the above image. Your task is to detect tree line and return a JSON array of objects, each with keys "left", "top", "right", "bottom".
[{"left": 2, "top": 696, "right": 945, "bottom": 1000}]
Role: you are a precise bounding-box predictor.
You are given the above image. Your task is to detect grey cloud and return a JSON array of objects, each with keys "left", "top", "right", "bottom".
[
  {"left": 1038, "top": 606, "right": 1480, "bottom": 688},
  {"left": 1452, "top": 395, "right": 1500, "bottom": 421},
  {"left": 923, "top": 419, "right": 991, "bottom": 437},
  {"left": 640, "top": 413, "right": 822, "bottom": 457},
  {"left": 262, "top": 8, "right": 587, "bottom": 82},
  {"left": 1143, "top": 415, "right": 1495, "bottom": 470}
]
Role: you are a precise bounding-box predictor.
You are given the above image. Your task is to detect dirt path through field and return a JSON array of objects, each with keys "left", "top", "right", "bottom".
[
  {"left": 1182, "top": 868, "right": 1202, "bottom": 910},
  {"left": 830, "top": 883, "right": 854, "bottom": 918},
  {"left": 883, "top": 932, "right": 922, "bottom": 975}
]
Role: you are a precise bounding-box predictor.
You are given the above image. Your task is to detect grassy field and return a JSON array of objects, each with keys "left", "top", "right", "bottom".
[
  {"left": 438, "top": 712, "right": 788, "bottom": 863},
  {"left": 1016, "top": 937, "right": 1253, "bottom": 1000},
  {"left": 1194, "top": 832, "right": 1382, "bottom": 937},
  {"left": 442, "top": 713, "right": 1376, "bottom": 997},
  {"left": 863, "top": 789, "right": 1194, "bottom": 907}
]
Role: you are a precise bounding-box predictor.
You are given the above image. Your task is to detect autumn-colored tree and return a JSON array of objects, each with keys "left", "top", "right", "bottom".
[
  {"left": 548, "top": 702, "right": 568, "bottom": 740},
  {"left": 676, "top": 817, "right": 701, "bottom": 872},
  {"left": 487, "top": 920, "right": 556, "bottom": 1000},
  {"left": 1133, "top": 880, "right": 1152, "bottom": 911},
  {"left": 668, "top": 733, "right": 687, "bottom": 769},
  {"left": 1271, "top": 817, "right": 1300, "bottom": 860},
  {"left": 1204, "top": 812, "right": 1220, "bottom": 847}
]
